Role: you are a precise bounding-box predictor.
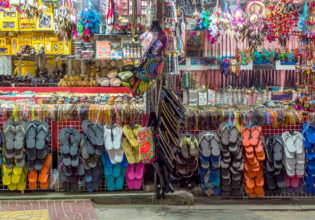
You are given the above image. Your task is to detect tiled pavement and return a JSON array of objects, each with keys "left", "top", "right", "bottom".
[{"left": 0, "top": 200, "right": 98, "bottom": 220}]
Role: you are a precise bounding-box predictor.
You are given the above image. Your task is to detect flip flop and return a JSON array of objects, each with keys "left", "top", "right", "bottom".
[
  {"left": 211, "top": 136, "right": 221, "bottom": 157},
  {"left": 221, "top": 126, "right": 230, "bottom": 146},
  {"left": 35, "top": 159, "right": 45, "bottom": 171},
  {"left": 94, "top": 124, "right": 105, "bottom": 146},
  {"left": 180, "top": 136, "right": 190, "bottom": 159},
  {"left": 14, "top": 123, "right": 25, "bottom": 150},
  {"left": 122, "top": 138, "right": 136, "bottom": 164},
  {"left": 105, "top": 174, "right": 115, "bottom": 191},
  {"left": 305, "top": 124, "right": 315, "bottom": 144},
  {"left": 229, "top": 126, "right": 239, "bottom": 144},
  {"left": 80, "top": 135, "right": 89, "bottom": 160},
  {"left": 15, "top": 155, "right": 25, "bottom": 168},
  {"left": 112, "top": 126, "right": 123, "bottom": 150},
  {"left": 59, "top": 129, "right": 70, "bottom": 154},
  {"left": 282, "top": 132, "right": 296, "bottom": 153},
  {"left": 16, "top": 168, "right": 27, "bottom": 191},
  {"left": 113, "top": 164, "right": 122, "bottom": 178},
  {"left": 199, "top": 136, "right": 211, "bottom": 157},
  {"left": 69, "top": 131, "right": 80, "bottom": 156},
  {"left": 37, "top": 147, "right": 49, "bottom": 160},
  {"left": 250, "top": 126, "right": 261, "bottom": 146},
  {"left": 82, "top": 121, "right": 98, "bottom": 146},
  {"left": 189, "top": 137, "right": 199, "bottom": 157},
  {"left": 36, "top": 122, "right": 49, "bottom": 150},
  {"left": 28, "top": 169, "right": 38, "bottom": 190},
  {"left": 4, "top": 121, "right": 16, "bottom": 150},
  {"left": 241, "top": 126, "right": 251, "bottom": 147},
  {"left": 123, "top": 125, "right": 138, "bottom": 148},
  {"left": 85, "top": 138, "right": 95, "bottom": 155},
  {"left": 135, "top": 163, "right": 145, "bottom": 179},
  {"left": 14, "top": 148, "right": 24, "bottom": 160},
  {"left": 39, "top": 154, "right": 52, "bottom": 184}
]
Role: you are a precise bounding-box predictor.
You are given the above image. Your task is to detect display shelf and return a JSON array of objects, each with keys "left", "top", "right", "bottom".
[{"left": 0, "top": 87, "right": 132, "bottom": 94}]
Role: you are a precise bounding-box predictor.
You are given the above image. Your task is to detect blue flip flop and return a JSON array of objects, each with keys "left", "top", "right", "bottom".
[
  {"left": 104, "top": 152, "right": 114, "bottom": 168},
  {"left": 105, "top": 174, "right": 115, "bottom": 191},
  {"left": 115, "top": 176, "right": 124, "bottom": 190},
  {"left": 305, "top": 184, "right": 313, "bottom": 194},
  {"left": 306, "top": 124, "right": 315, "bottom": 144},
  {"left": 213, "top": 186, "right": 220, "bottom": 195},
  {"left": 113, "top": 164, "right": 121, "bottom": 178},
  {"left": 121, "top": 155, "right": 129, "bottom": 168},
  {"left": 120, "top": 167, "right": 127, "bottom": 177}
]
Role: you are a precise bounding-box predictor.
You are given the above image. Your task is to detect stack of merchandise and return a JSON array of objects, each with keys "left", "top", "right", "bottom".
[
  {"left": 219, "top": 124, "right": 243, "bottom": 197},
  {"left": 198, "top": 131, "right": 221, "bottom": 196},
  {"left": 25, "top": 122, "right": 50, "bottom": 172},
  {"left": 82, "top": 121, "right": 105, "bottom": 191},
  {"left": 59, "top": 128, "right": 84, "bottom": 191},
  {"left": 177, "top": 134, "right": 199, "bottom": 189},
  {"left": 126, "top": 163, "right": 145, "bottom": 190},
  {"left": 282, "top": 131, "right": 304, "bottom": 193},
  {"left": 103, "top": 124, "right": 129, "bottom": 191},
  {"left": 155, "top": 87, "right": 186, "bottom": 198},
  {"left": 242, "top": 126, "right": 265, "bottom": 198},
  {"left": 264, "top": 135, "right": 285, "bottom": 192},
  {"left": 102, "top": 152, "right": 128, "bottom": 191},
  {"left": 124, "top": 125, "right": 152, "bottom": 190},
  {"left": 3, "top": 120, "right": 27, "bottom": 191},
  {"left": 302, "top": 123, "right": 315, "bottom": 194},
  {"left": 29, "top": 154, "right": 52, "bottom": 190}
]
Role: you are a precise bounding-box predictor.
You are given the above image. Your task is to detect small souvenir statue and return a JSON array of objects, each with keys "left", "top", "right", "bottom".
[{"left": 80, "top": 0, "right": 101, "bottom": 41}]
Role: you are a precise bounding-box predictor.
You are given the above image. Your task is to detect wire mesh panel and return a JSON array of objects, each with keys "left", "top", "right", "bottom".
[
  {"left": 182, "top": 119, "right": 315, "bottom": 199},
  {"left": 0, "top": 115, "right": 54, "bottom": 192},
  {"left": 55, "top": 114, "right": 148, "bottom": 192}
]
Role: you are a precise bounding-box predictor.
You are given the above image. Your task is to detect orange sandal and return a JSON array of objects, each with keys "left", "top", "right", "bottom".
[{"left": 28, "top": 169, "right": 38, "bottom": 190}]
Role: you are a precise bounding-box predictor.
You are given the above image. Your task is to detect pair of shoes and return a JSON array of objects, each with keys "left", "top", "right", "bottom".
[{"left": 29, "top": 154, "right": 52, "bottom": 190}]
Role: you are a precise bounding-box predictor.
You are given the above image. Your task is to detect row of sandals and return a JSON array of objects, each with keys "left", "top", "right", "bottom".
[
  {"left": 59, "top": 120, "right": 154, "bottom": 192},
  {"left": 164, "top": 121, "right": 315, "bottom": 198}
]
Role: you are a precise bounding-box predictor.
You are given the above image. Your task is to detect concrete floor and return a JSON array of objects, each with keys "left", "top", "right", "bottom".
[{"left": 94, "top": 205, "right": 315, "bottom": 220}]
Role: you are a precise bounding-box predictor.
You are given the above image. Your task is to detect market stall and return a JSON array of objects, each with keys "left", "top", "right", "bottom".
[{"left": 0, "top": 0, "right": 313, "bottom": 200}]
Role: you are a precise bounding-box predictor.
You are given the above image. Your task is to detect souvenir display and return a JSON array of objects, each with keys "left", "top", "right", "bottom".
[{"left": 0, "top": 0, "right": 312, "bottom": 202}]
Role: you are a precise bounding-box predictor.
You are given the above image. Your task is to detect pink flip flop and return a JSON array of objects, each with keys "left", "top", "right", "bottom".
[
  {"left": 135, "top": 163, "right": 145, "bottom": 179},
  {"left": 291, "top": 176, "right": 300, "bottom": 188},
  {"left": 126, "top": 164, "right": 136, "bottom": 180},
  {"left": 126, "top": 176, "right": 142, "bottom": 189},
  {"left": 285, "top": 174, "right": 291, "bottom": 188}
]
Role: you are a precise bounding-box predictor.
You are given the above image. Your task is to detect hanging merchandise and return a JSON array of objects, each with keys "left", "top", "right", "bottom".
[
  {"left": 242, "top": 125, "right": 265, "bottom": 198},
  {"left": 264, "top": 135, "right": 286, "bottom": 192},
  {"left": 282, "top": 131, "right": 305, "bottom": 193},
  {"left": 55, "top": 0, "right": 77, "bottom": 40},
  {"left": 206, "top": 1, "right": 223, "bottom": 45},
  {"left": 24, "top": 0, "right": 48, "bottom": 20},
  {"left": 240, "top": 0, "right": 266, "bottom": 52},
  {"left": 265, "top": 0, "right": 298, "bottom": 47},
  {"left": 198, "top": 131, "right": 221, "bottom": 196},
  {"left": 232, "top": 0, "right": 245, "bottom": 40},
  {"left": 80, "top": 0, "right": 101, "bottom": 41},
  {"left": 105, "top": 0, "right": 114, "bottom": 33}
]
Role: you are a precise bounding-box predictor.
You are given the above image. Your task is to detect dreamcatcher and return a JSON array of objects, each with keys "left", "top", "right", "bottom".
[
  {"left": 206, "top": 0, "right": 223, "bottom": 44},
  {"left": 240, "top": 0, "right": 266, "bottom": 52},
  {"left": 232, "top": 0, "right": 245, "bottom": 40},
  {"left": 55, "top": 0, "right": 77, "bottom": 40},
  {"left": 24, "top": 0, "right": 48, "bottom": 20}
]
